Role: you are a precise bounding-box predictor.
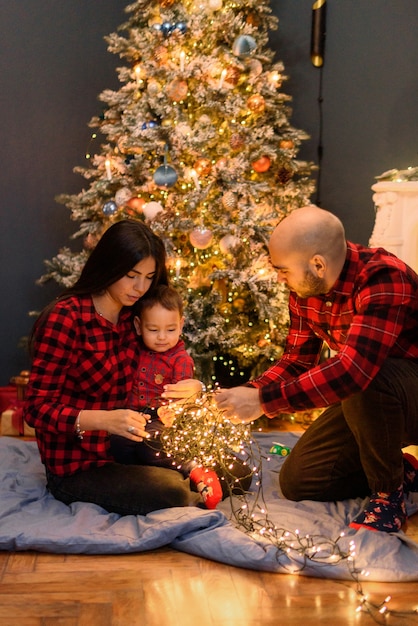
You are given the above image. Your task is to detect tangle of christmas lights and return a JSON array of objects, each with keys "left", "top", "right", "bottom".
[{"left": 149, "top": 390, "right": 418, "bottom": 624}]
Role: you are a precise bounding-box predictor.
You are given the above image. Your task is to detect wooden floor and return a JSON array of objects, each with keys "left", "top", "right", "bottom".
[{"left": 1, "top": 423, "right": 418, "bottom": 626}]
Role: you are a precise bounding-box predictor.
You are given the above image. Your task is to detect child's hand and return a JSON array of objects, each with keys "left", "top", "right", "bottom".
[
  {"left": 157, "top": 405, "right": 176, "bottom": 427},
  {"left": 162, "top": 378, "right": 203, "bottom": 401}
]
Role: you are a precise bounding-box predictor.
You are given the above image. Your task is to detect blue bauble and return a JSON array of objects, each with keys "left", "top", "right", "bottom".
[
  {"left": 102, "top": 201, "right": 118, "bottom": 216},
  {"left": 153, "top": 165, "right": 178, "bottom": 188},
  {"left": 174, "top": 22, "right": 188, "bottom": 34},
  {"left": 141, "top": 120, "right": 159, "bottom": 130},
  {"left": 232, "top": 35, "right": 257, "bottom": 58},
  {"left": 161, "top": 22, "right": 174, "bottom": 37}
]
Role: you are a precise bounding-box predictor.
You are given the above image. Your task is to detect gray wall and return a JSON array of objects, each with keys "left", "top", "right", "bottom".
[{"left": 1, "top": 1, "right": 417, "bottom": 384}]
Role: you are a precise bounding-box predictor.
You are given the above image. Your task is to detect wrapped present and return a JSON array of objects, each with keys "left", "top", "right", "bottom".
[
  {"left": 0, "top": 386, "right": 18, "bottom": 414},
  {"left": 1, "top": 404, "right": 35, "bottom": 437}
]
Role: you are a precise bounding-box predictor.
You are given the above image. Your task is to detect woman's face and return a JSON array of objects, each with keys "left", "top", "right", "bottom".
[{"left": 107, "top": 256, "right": 157, "bottom": 308}]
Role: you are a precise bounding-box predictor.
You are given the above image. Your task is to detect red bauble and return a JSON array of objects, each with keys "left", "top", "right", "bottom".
[
  {"left": 125, "top": 196, "right": 145, "bottom": 216},
  {"left": 252, "top": 156, "right": 271, "bottom": 173},
  {"left": 167, "top": 78, "right": 188, "bottom": 101}
]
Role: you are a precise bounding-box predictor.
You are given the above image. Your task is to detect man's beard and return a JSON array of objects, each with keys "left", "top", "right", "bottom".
[{"left": 296, "top": 270, "right": 327, "bottom": 298}]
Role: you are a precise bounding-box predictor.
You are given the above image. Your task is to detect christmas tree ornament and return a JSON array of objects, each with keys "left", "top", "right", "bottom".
[
  {"left": 153, "top": 164, "right": 178, "bottom": 188},
  {"left": 215, "top": 157, "right": 228, "bottom": 171},
  {"left": 161, "top": 22, "right": 174, "bottom": 37},
  {"left": 173, "top": 22, "right": 188, "bottom": 35},
  {"left": 193, "top": 158, "right": 212, "bottom": 177},
  {"left": 247, "top": 94, "right": 265, "bottom": 113},
  {"left": 125, "top": 196, "right": 146, "bottom": 215},
  {"left": 189, "top": 227, "right": 213, "bottom": 249},
  {"left": 102, "top": 201, "right": 118, "bottom": 216},
  {"left": 252, "top": 155, "right": 271, "bottom": 173},
  {"left": 115, "top": 187, "right": 133, "bottom": 206},
  {"left": 142, "top": 200, "right": 164, "bottom": 220},
  {"left": 279, "top": 139, "right": 295, "bottom": 150},
  {"left": 208, "top": 0, "right": 223, "bottom": 10},
  {"left": 155, "top": 46, "right": 169, "bottom": 64},
  {"left": 147, "top": 79, "right": 162, "bottom": 96},
  {"left": 221, "top": 190, "right": 238, "bottom": 210},
  {"left": 232, "top": 297, "right": 245, "bottom": 311},
  {"left": 154, "top": 143, "right": 178, "bottom": 188},
  {"left": 219, "top": 234, "right": 239, "bottom": 254},
  {"left": 232, "top": 35, "right": 257, "bottom": 58},
  {"left": 141, "top": 120, "right": 159, "bottom": 130},
  {"left": 166, "top": 78, "right": 188, "bottom": 101},
  {"left": 158, "top": 0, "right": 175, "bottom": 7},
  {"left": 225, "top": 66, "right": 241, "bottom": 87},
  {"left": 246, "top": 13, "right": 261, "bottom": 27},
  {"left": 230, "top": 133, "right": 245, "bottom": 150}
]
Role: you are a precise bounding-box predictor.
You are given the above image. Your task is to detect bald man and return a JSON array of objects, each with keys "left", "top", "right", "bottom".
[{"left": 216, "top": 205, "right": 418, "bottom": 533}]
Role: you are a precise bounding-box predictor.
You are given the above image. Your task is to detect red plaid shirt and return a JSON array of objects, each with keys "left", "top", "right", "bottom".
[
  {"left": 24, "top": 296, "right": 139, "bottom": 476},
  {"left": 130, "top": 339, "right": 194, "bottom": 409},
  {"left": 251, "top": 242, "right": 418, "bottom": 418}
]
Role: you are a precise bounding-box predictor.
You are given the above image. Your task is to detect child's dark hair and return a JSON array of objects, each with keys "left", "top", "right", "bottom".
[{"left": 133, "top": 285, "right": 184, "bottom": 318}]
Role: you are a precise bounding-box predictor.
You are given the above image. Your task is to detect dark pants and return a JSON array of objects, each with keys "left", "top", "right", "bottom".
[
  {"left": 47, "top": 413, "right": 253, "bottom": 515},
  {"left": 109, "top": 412, "right": 253, "bottom": 500},
  {"left": 279, "top": 358, "right": 418, "bottom": 501}
]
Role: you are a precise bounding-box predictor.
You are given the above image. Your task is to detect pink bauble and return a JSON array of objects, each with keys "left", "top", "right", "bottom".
[{"left": 189, "top": 228, "right": 213, "bottom": 249}]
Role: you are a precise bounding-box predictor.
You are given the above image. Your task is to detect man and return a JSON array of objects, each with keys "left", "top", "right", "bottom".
[{"left": 216, "top": 205, "right": 418, "bottom": 533}]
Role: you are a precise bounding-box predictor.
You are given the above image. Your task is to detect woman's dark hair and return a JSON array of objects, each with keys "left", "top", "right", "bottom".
[{"left": 30, "top": 220, "right": 168, "bottom": 352}]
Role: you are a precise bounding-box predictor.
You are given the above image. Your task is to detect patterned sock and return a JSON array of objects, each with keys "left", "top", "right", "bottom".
[
  {"left": 190, "top": 466, "right": 222, "bottom": 510},
  {"left": 403, "top": 452, "right": 418, "bottom": 495},
  {"left": 349, "top": 485, "right": 407, "bottom": 533}
]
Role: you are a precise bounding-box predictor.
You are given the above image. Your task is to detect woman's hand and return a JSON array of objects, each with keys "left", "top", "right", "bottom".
[
  {"left": 107, "top": 409, "right": 149, "bottom": 440},
  {"left": 79, "top": 408, "right": 149, "bottom": 440},
  {"left": 161, "top": 378, "right": 203, "bottom": 401}
]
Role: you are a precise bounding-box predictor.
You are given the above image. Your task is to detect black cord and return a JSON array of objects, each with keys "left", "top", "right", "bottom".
[{"left": 315, "top": 65, "right": 324, "bottom": 206}]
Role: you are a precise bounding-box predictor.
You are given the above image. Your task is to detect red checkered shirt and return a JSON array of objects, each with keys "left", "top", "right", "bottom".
[
  {"left": 130, "top": 339, "right": 194, "bottom": 409},
  {"left": 24, "top": 296, "right": 139, "bottom": 476},
  {"left": 251, "top": 242, "right": 418, "bottom": 418}
]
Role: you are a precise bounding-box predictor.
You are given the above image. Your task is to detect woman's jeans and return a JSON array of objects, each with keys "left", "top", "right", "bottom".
[{"left": 279, "top": 358, "right": 418, "bottom": 501}]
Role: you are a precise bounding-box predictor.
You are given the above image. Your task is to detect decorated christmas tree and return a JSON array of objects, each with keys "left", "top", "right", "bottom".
[{"left": 39, "top": 0, "right": 315, "bottom": 386}]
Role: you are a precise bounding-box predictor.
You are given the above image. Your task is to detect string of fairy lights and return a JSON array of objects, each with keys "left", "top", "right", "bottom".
[{"left": 146, "top": 389, "right": 418, "bottom": 624}]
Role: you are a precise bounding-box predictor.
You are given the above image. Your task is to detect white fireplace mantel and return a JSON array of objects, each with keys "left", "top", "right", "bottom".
[{"left": 369, "top": 181, "right": 418, "bottom": 273}]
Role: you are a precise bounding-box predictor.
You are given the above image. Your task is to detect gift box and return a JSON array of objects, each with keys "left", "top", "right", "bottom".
[
  {"left": 1, "top": 404, "right": 35, "bottom": 437},
  {"left": 0, "top": 386, "right": 18, "bottom": 414}
]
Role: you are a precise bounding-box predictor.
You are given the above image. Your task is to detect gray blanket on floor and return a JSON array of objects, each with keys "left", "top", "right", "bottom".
[{"left": 1, "top": 432, "right": 417, "bottom": 581}]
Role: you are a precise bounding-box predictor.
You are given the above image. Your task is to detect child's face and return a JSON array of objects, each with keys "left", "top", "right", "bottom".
[{"left": 134, "top": 303, "right": 184, "bottom": 353}]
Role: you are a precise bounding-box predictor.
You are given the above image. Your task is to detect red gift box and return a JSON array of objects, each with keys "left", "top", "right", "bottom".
[
  {"left": 0, "top": 386, "right": 18, "bottom": 414},
  {"left": 1, "top": 403, "right": 35, "bottom": 437}
]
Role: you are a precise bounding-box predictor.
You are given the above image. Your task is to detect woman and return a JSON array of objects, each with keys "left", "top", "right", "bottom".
[{"left": 24, "top": 220, "right": 202, "bottom": 515}]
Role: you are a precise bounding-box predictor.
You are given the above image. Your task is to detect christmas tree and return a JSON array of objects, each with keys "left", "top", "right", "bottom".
[{"left": 39, "top": 0, "right": 315, "bottom": 386}]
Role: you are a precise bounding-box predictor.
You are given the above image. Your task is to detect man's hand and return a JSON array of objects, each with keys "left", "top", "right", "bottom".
[{"left": 215, "top": 386, "right": 263, "bottom": 424}]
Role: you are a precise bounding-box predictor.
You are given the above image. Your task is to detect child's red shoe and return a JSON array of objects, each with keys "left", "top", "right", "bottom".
[{"left": 190, "top": 466, "right": 222, "bottom": 509}]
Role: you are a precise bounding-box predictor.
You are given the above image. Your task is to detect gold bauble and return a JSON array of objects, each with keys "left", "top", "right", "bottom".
[
  {"left": 158, "top": 0, "right": 175, "bottom": 7},
  {"left": 232, "top": 298, "right": 246, "bottom": 312},
  {"left": 194, "top": 158, "right": 212, "bottom": 177},
  {"left": 279, "top": 139, "right": 295, "bottom": 151},
  {"left": 247, "top": 94, "right": 265, "bottom": 114}
]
